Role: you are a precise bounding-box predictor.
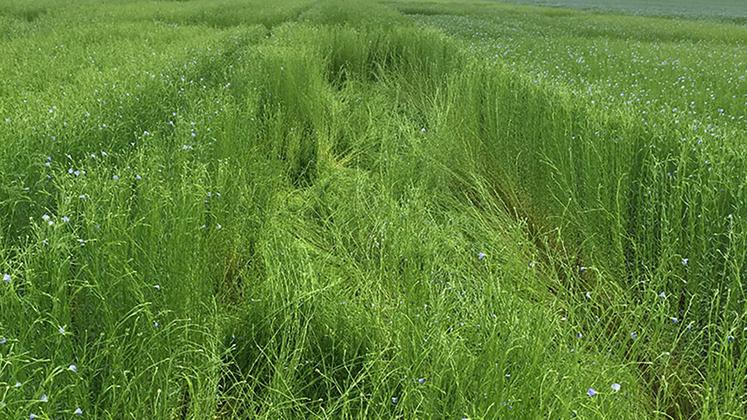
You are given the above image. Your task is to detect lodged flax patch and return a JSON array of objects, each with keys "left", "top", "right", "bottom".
[{"left": 0, "top": 0, "right": 746, "bottom": 419}]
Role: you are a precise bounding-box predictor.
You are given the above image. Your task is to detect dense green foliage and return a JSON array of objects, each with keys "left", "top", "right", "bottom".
[{"left": 0, "top": 0, "right": 745, "bottom": 418}]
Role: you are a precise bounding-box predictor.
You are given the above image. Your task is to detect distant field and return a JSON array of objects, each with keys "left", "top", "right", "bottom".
[
  {"left": 0, "top": 0, "right": 745, "bottom": 419},
  {"left": 501, "top": 0, "right": 747, "bottom": 19}
]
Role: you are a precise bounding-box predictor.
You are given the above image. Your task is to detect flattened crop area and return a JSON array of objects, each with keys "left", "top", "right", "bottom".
[{"left": 0, "top": 1, "right": 745, "bottom": 418}]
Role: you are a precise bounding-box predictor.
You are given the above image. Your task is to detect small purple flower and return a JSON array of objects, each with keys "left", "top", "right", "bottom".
[
  {"left": 40, "top": 394, "right": 48, "bottom": 403},
  {"left": 61, "top": 216, "right": 70, "bottom": 223},
  {"left": 417, "top": 378, "right": 426, "bottom": 385},
  {"left": 30, "top": 414, "right": 38, "bottom": 420},
  {"left": 112, "top": 175, "right": 120, "bottom": 181},
  {"left": 74, "top": 407, "right": 83, "bottom": 416},
  {"left": 0, "top": 336, "right": 7, "bottom": 345},
  {"left": 478, "top": 252, "right": 486, "bottom": 261},
  {"left": 14, "top": 381, "right": 21, "bottom": 388},
  {"left": 681, "top": 258, "right": 688, "bottom": 266},
  {"left": 576, "top": 332, "right": 583, "bottom": 339},
  {"left": 587, "top": 388, "right": 597, "bottom": 397},
  {"left": 135, "top": 174, "right": 142, "bottom": 181},
  {"left": 670, "top": 317, "right": 679, "bottom": 324},
  {"left": 630, "top": 331, "right": 638, "bottom": 340},
  {"left": 3, "top": 273, "right": 10, "bottom": 283},
  {"left": 153, "top": 321, "right": 160, "bottom": 329},
  {"left": 658, "top": 291, "right": 666, "bottom": 299},
  {"left": 68, "top": 364, "right": 78, "bottom": 373},
  {"left": 154, "top": 284, "right": 161, "bottom": 291},
  {"left": 579, "top": 266, "right": 587, "bottom": 273},
  {"left": 58, "top": 325, "right": 66, "bottom": 334},
  {"left": 391, "top": 396, "right": 398, "bottom": 405},
  {"left": 611, "top": 383, "right": 621, "bottom": 392},
  {"left": 728, "top": 335, "right": 735, "bottom": 343}
]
